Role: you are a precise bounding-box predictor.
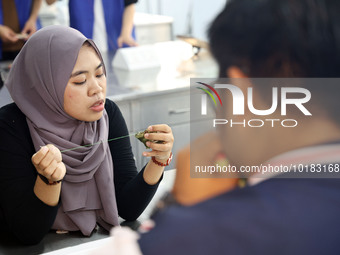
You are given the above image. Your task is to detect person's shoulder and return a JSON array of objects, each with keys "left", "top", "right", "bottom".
[
  {"left": 0, "top": 103, "right": 29, "bottom": 143},
  {"left": 104, "top": 98, "right": 119, "bottom": 117},
  {"left": 0, "top": 102, "right": 25, "bottom": 123},
  {"left": 141, "top": 179, "right": 340, "bottom": 254}
]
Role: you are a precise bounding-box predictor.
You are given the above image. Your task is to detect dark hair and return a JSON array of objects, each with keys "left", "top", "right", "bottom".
[{"left": 208, "top": 0, "right": 340, "bottom": 78}]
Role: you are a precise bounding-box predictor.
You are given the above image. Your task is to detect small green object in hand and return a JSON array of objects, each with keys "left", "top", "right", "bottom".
[{"left": 135, "top": 130, "right": 163, "bottom": 149}]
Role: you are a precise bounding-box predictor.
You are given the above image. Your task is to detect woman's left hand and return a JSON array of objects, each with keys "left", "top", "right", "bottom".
[
  {"left": 21, "top": 18, "right": 37, "bottom": 39},
  {"left": 142, "top": 124, "right": 174, "bottom": 162}
]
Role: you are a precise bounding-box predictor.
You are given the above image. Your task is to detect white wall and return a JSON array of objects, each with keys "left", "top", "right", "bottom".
[{"left": 135, "top": 0, "right": 227, "bottom": 41}]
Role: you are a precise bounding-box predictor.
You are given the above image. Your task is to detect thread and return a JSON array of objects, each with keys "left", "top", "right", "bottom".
[{"left": 60, "top": 133, "right": 136, "bottom": 153}]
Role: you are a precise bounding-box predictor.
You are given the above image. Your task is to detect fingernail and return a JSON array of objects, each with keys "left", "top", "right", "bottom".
[
  {"left": 143, "top": 152, "right": 147, "bottom": 156},
  {"left": 145, "top": 133, "right": 149, "bottom": 138},
  {"left": 146, "top": 141, "right": 150, "bottom": 147},
  {"left": 148, "top": 126, "right": 153, "bottom": 131}
]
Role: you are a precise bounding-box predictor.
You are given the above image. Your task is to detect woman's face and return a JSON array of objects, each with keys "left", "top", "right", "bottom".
[{"left": 64, "top": 44, "right": 106, "bottom": 122}]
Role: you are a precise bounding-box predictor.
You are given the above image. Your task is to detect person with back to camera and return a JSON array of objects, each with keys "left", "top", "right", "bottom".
[
  {"left": 94, "top": 0, "right": 340, "bottom": 254},
  {"left": 46, "top": 0, "right": 138, "bottom": 51},
  {"left": 0, "top": 25, "right": 174, "bottom": 245}
]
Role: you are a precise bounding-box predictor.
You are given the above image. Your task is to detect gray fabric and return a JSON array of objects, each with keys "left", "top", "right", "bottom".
[{"left": 5, "top": 25, "right": 119, "bottom": 236}]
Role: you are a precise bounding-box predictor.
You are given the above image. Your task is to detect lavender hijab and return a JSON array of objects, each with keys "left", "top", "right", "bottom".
[{"left": 5, "top": 25, "right": 119, "bottom": 235}]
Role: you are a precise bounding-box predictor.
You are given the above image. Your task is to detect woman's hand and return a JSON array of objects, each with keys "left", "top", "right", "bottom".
[
  {"left": 21, "top": 18, "right": 37, "bottom": 39},
  {"left": 142, "top": 125, "right": 174, "bottom": 162},
  {"left": 0, "top": 25, "right": 18, "bottom": 43},
  {"left": 32, "top": 144, "right": 66, "bottom": 183},
  {"left": 142, "top": 125, "right": 174, "bottom": 185}
]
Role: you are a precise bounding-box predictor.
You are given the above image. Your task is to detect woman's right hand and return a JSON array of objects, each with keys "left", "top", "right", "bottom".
[
  {"left": 0, "top": 25, "right": 18, "bottom": 43},
  {"left": 32, "top": 144, "right": 66, "bottom": 183}
]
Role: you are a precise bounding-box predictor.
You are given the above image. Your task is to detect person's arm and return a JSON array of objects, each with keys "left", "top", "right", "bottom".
[
  {"left": 105, "top": 99, "right": 172, "bottom": 220},
  {"left": 117, "top": 3, "right": 138, "bottom": 47},
  {"left": 21, "top": 0, "right": 43, "bottom": 39},
  {"left": 0, "top": 104, "right": 60, "bottom": 244}
]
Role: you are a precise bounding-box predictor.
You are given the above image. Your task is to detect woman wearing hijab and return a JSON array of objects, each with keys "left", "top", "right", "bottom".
[{"left": 0, "top": 25, "right": 174, "bottom": 245}]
